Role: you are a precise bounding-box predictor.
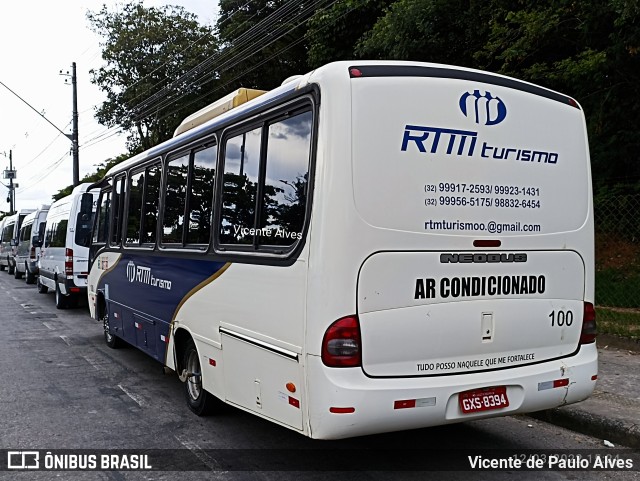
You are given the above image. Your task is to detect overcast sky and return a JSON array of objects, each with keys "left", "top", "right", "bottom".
[{"left": 0, "top": 0, "right": 218, "bottom": 212}]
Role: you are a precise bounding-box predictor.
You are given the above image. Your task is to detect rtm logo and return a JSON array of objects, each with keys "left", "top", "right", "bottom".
[
  {"left": 126, "top": 261, "right": 137, "bottom": 283},
  {"left": 459, "top": 90, "right": 507, "bottom": 126}
]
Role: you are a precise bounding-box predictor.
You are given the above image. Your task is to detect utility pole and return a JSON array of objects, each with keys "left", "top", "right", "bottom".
[
  {"left": 60, "top": 62, "right": 79, "bottom": 186},
  {"left": 2, "top": 150, "right": 16, "bottom": 214}
]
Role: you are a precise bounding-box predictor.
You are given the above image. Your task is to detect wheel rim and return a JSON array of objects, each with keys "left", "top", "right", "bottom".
[{"left": 185, "top": 349, "right": 202, "bottom": 401}]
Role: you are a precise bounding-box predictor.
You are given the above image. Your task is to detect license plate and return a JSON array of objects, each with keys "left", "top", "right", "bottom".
[{"left": 459, "top": 386, "right": 509, "bottom": 414}]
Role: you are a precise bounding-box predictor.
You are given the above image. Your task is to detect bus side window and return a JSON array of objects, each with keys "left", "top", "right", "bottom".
[
  {"left": 259, "top": 110, "right": 312, "bottom": 247},
  {"left": 94, "top": 190, "right": 111, "bottom": 245},
  {"left": 218, "top": 107, "right": 312, "bottom": 251},
  {"left": 219, "top": 127, "right": 261, "bottom": 245},
  {"left": 111, "top": 176, "right": 125, "bottom": 246},
  {"left": 186, "top": 145, "right": 217, "bottom": 245},
  {"left": 126, "top": 170, "right": 145, "bottom": 246},
  {"left": 162, "top": 153, "right": 190, "bottom": 245},
  {"left": 143, "top": 164, "right": 161, "bottom": 245}
]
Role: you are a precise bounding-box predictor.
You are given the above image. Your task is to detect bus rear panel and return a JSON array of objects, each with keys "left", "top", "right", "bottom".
[{"left": 305, "top": 63, "right": 595, "bottom": 439}]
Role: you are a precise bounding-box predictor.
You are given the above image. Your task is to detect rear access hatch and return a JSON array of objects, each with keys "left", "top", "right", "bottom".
[{"left": 358, "top": 250, "right": 585, "bottom": 377}]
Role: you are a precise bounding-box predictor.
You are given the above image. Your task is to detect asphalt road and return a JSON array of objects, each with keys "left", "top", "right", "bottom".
[{"left": 0, "top": 271, "right": 637, "bottom": 481}]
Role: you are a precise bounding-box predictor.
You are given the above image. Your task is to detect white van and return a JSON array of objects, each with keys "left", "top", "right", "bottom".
[
  {"left": 0, "top": 216, "right": 9, "bottom": 271},
  {"left": 0, "top": 209, "right": 35, "bottom": 275},
  {"left": 38, "top": 184, "right": 97, "bottom": 308},
  {"left": 15, "top": 205, "right": 50, "bottom": 283}
]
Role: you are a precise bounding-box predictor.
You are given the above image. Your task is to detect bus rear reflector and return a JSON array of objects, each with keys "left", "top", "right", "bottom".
[
  {"left": 321, "top": 316, "right": 361, "bottom": 367},
  {"left": 580, "top": 302, "right": 597, "bottom": 344},
  {"left": 330, "top": 407, "right": 355, "bottom": 414}
]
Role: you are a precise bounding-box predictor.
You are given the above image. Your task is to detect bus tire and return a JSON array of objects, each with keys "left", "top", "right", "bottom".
[
  {"left": 25, "top": 268, "right": 36, "bottom": 285},
  {"left": 55, "top": 282, "right": 68, "bottom": 309},
  {"left": 14, "top": 267, "right": 22, "bottom": 279},
  {"left": 101, "top": 304, "right": 121, "bottom": 349},
  {"left": 37, "top": 277, "right": 48, "bottom": 294},
  {"left": 182, "top": 339, "right": 217, "bottom": 416},
  {"left": 7, "top": 260, "right": 14, "bottom": 276}
]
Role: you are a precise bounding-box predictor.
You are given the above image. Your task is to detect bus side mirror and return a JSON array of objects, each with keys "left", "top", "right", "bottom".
[
  {"left": 10, "top": 238, "right": 18, "bottom": 247},
  {"left": 32, "top": 236, "right": 43, "bottom": 247}
]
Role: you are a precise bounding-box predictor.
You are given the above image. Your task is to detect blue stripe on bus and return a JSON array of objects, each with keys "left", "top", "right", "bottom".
[{"left": 99, "top": 254, "right": 229, "bottom": 363}]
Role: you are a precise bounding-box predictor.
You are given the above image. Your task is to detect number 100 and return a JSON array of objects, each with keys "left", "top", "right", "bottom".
[{"left": 549, "top": 310, "right": 574, "bottom": 327}]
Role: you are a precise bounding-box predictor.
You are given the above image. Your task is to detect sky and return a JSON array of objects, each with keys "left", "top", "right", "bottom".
[{"left": 0, "top": 0, "right": 218, "bottom": 213}]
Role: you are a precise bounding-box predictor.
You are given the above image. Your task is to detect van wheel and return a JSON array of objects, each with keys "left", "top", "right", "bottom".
[
  {"left": 55, "top": 283, "right": 68, "bottom": 309},
  {"left": 25, "top": 268, "right": 36, "bottom": 285},
  {"left": 101, "top": 305, "right": 121, "bottom": 349},
  {"left": 182, "top": 339, "right": 218, "bottom": 416},
  {"left": 37, "top": 277, "right": 48, "bottom": 294},
  {"left": 14, "top": 268, "right": 22, "bottom": 280}
]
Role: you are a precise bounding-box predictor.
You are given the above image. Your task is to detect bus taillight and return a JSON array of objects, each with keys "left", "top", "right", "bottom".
[
  {"left": 321, "top": 316, "right": 361, "bottom": 367},
  {"left": 580, "top": 302, "right": 597, "bottom": 344},
  {"left": 65, "top": 248, "right": 74, "bottom": 278}
]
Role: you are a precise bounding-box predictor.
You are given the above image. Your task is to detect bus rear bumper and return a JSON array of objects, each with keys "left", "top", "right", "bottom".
[{"left": 306, "top": 343, "right": 598, "bottom": 439}]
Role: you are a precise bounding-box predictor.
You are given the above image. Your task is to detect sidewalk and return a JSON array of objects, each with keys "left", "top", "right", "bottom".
[{"left": 531, "top": 335, "right": 640, "bottom": 449}]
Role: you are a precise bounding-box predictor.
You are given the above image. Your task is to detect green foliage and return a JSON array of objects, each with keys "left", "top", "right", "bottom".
[
  {"left": 306, "top": 0, "right": 392, "bottom": 67},
  {"left": 355, "top": 0, "right": 490, "bottom": 65},
  {"left": 87, "top": 1, "right": 218, "bottom": 151},
  {"left": 215, "top": 0, "right": 310, "bottom": 92},
  {"left": 81, "top": 0, "right": 640, "bottom": 200},
  {"left": 52, "top": 154, "right": 128, "bottom": 201}
]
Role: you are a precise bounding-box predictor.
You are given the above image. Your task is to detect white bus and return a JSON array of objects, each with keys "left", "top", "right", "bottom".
[{"left": 85, "top": 61, "right": 597, "bottom": 439}]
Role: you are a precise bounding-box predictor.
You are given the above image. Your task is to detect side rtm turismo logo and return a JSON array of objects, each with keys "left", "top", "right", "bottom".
[
  {"left": 126, "top": 261, "right": 172, "bottom": 290},
  {"left": 459, "top": 90, "right": 507, "bottom": 126}
]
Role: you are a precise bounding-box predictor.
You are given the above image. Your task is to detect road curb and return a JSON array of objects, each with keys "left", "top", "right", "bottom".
[{"left": 530, "top": 403, "right": 640, "bottom": 450}]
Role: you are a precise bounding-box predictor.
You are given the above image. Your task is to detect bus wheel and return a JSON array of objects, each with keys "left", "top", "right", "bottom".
[
  {"left": 101, "top": 306, "right": 120, "bottom": 349},
  {"left": 182, "top": 339, "right": 216, "bottom": 416},
  {"left": 25, "top": 267, "right": 36, "bottom": 284},
  {"left": 7, "top": 261, "right": 14, "bottom": 276},
  {"left": 37, "top": 277, "right": 48, "bottom": 294},
  {"left": 55, "top": 283, "right": 68, "bottom": 309},
  {"left": 14, "top": 267, "right": 22, "bottom": 280}
]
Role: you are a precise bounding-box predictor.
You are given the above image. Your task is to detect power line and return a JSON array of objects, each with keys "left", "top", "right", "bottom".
[{"left": 132, "top": 0, "right": 336, "bottom": 122}]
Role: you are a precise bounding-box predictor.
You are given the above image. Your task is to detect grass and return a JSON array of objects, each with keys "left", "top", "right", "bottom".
[
  {"left": 596, "top": 307, "right": 640, "bottom": 341},
  {"left": 594, "top": 233, "right": 640, "bottom": 340}
]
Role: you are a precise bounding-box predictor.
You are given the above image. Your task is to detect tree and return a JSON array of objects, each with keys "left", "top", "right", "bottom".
[
  {"left": 215, "top": 0, "right": 318, "bottom": 92},
  {"left": 477, "top": 0, "right": 640, "bottom": 183},
  {"left": 87, "top": 1, "right": 219, "bottom": 152},
  {"left": 306, "top": 0, "right": 393, "bottom": 67},
  {"left": 52, "top": 154, "right": 128, "bottom": 201},
  {"left": 354, "top": 0, "right": 491, "bottom": 66}
]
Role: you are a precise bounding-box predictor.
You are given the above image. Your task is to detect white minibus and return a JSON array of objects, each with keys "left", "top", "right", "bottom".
[{"left": 86, "top": 61, "right": 597, "bottom": 439}]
